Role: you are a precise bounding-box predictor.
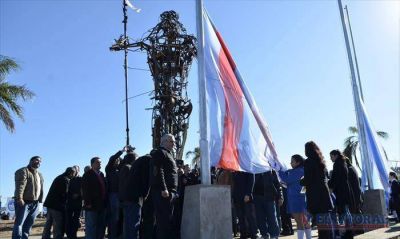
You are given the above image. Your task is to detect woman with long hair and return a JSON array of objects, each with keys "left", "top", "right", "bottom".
[
  {"left": 301, "top": 141, "right": 334, "bottom": 239},
  {"left": 279, "top": 154, "right": 311, "bottom": 239}
]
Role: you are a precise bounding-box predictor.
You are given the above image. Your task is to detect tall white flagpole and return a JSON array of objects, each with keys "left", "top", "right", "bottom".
[
  {"left": 345, "top": 6, "right": 365, "bottom": 102},
  {"left": 337, "top": 0, "right": 373, "bottom": 189},
  {"left": 196, "top": 0, "right": 211, "bottom": 185}
]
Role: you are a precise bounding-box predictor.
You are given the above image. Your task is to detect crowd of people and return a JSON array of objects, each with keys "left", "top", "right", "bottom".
[
  {"left": 10, "top": 137, "right": 400, "bottom": 239},
  {"left": 11, "top": 134, "right": 202, "bottom": 239},
  {"left": 214, "top": 141, "right": 400, "bottom": 239}
]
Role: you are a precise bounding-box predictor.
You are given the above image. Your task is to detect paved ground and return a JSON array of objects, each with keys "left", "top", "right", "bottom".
[
  {"left": 1, "top": 219, "right": 400, "bottom": 239},
  {"left": 276, "top": 223, "right": 400, "bottom": 239},
  {"left": 354, "top": 223, "right": 400, "bottom": 239},
  {"left": 0, "top": 218, "right": 85, "bottom": 238}
]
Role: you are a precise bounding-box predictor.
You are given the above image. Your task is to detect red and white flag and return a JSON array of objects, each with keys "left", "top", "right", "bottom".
[{"left": 203, "top": 9, "right": 284, "bottom": 173}]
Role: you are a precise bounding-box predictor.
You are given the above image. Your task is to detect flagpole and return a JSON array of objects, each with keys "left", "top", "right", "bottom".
[
  {"left": 345, "top": 6, "right": 365, "bottom": 101},
  {"left": 337, "top": 0, "right": 373, "bottom": 189},
  {"left": 123, "top": 0, "right": 130, "bottom": 146},
  {"left": 196, "top": 0, "right": 211, "bottom": 185}
]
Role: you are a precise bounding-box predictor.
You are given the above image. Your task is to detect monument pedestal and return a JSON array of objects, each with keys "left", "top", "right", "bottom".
[
  {"left": 361, "top": 189, "right": 387, "bottom": 231},
  {"left": 181, "top": 185, "right": 232, "bottom": 239}
]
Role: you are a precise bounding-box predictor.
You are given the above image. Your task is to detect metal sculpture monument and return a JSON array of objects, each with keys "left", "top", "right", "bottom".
[{"left": 110, "top": 3, "right": 197, "bottom": 161}]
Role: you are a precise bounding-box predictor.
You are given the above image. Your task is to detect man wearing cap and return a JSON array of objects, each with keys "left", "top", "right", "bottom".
[{"left": 12, "top": 156, "right": 44, "bottom": 239}]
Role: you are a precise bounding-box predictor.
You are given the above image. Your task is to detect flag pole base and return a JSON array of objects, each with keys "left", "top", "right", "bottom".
[
  {"left": 181, "top": 185, "right": 232, "bottom": 239},
  {"left": 361, "top": 189, "right": 388, "bottom": 232}
]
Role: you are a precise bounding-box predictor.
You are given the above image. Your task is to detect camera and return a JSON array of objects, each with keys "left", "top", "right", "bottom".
[{"left": 127, "top": 145, "right": 136, "bottom": 153}]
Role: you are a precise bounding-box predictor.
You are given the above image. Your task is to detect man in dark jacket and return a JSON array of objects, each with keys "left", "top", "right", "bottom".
[
  {"left": 42, "top": 167, "right": 76, "bottom": 239},
  {"left": 106, "top": 148, "right": 124, "bottom": 239},
  {"left": 389, "top": 172, "right": 400, "bottom": 222},
  {"left": 253, "top": 170, "right": 282, "bottom": 239},
  {"left": 82, "top": 157, "right": 107, "bottom": 239},
  {"left": 150, "top": 134, "right": 178, "bottom": 239},
  {"left": 66, "top": 166, "right": 83, "bottom": 239},
  {"left": 232, "top": 171, "right": 258, "bottom": 239},
  {"left": 118, "top": 151, "right": 139, "bottom": 239},
  {"left": 124, "top": 154, "right": 151, "bottom": 239}
]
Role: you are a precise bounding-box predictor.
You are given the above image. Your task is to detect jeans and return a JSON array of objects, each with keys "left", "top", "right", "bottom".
[
  {"left": 85, "top": 210, "right": 106, "bottom": 239},
  {"left": 66, "top": 208, "right": 81, "bottom": 239},
  {"left": 254, "top": 195, "right": 280, "bottom": 238},
  {"left": 12, "top": 201, "right": 39, "bottom": 239},
  {"left": 338, "top": 206, "right": 354, "bottom": 239},
  {"left": 107, "top": 193, "right": 120, "bottom": 239},
  {"left": 122, "top": 201, "right": 142, "bottom": 239},
  {"left": 41, "top": 208, "right": 64, "bottom": 239}
]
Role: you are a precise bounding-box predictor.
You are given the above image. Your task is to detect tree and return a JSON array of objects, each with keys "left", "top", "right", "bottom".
[
  {"left": 186, "top": 147, "right": 200, "bottom": 168},
  {"left": 343, "top": 126, "right": 389, "bottom": 170},
  {"left": 0, "top": 55, "right": 35, "bottom": 133}
]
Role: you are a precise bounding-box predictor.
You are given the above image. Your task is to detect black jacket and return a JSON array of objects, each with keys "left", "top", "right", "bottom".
[
  {"left": 390, "top": 180, "right": 400, "bottom": 210},
  {"left": 347, "top": 165, "right": 362, "bottom": 212},
  {"left": 81, "top": 169, "right": 106, "bottom": 211},
  {"left": 149, "top": 147, "right": 178, "bottom": 193},
  {"left": 301, "top": 158, "right": 333, "bottom": 214},
  {"left": 254, "top": 170, "right": 283, "bottom": 202},
  {"left": 119, "top": 163, "right": 132, "bottom": 202},
  {"left": 232, "top": 171, "right": 255, "bottom": 203},
  {"left": 125, "top": 155, "right": 151, "bottom": 204},
  {"left": 67, "top": 176, "right": 82, "bottom": 210},
  {"left": 328, "top": 160, "right": 356, "bottom": 214},
  {"left": 44, "top": 173, "right": 70, "bottom": 211},
  {"left": 106, "top": 150, "right": 123, "bottom": 193}
]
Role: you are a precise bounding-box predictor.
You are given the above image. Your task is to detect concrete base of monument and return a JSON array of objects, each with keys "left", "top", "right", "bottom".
[
  {"left": 361, "top": 189, "right": 388, "bottom": 232},
  {"left": 181, "top": 184, "right": 232, "bottom": 239}
]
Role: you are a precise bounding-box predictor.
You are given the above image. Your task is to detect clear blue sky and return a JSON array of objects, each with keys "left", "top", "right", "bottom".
[{"left": 1, "top": 0, "right": 398, "bottom": 203}]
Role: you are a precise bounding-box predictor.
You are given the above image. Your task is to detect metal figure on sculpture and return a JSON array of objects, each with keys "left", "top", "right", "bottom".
[{"left": 110, "top": 10, "right": 197, "bottom": 161}]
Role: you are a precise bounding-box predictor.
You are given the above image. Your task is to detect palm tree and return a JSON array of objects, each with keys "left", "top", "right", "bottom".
[
  {"left": 186, "top": 147, "right": 200, "bottom": 168},
  {"left": 343, "top": 126, "right": 389, "bottom": 170},
  {"left": 0, "top": 55, "right": 35, "bottom": 133}
]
